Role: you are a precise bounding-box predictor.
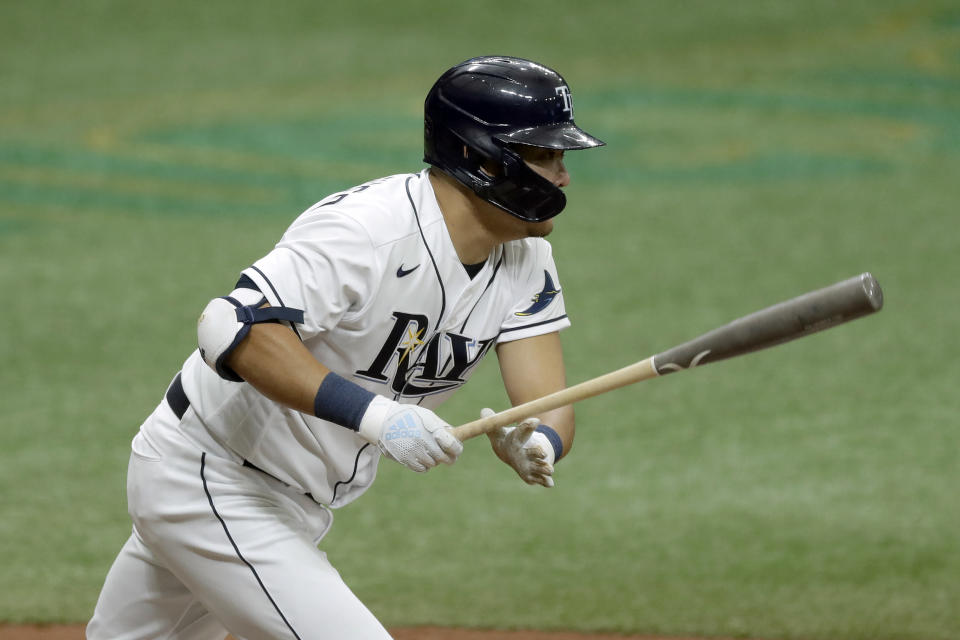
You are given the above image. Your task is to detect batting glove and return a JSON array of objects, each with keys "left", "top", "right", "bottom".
[
  {"left": 359, "top": 397, "right": 463, "bottom": 472},
  {"left": 482, "top": 408, "right": 555, "bottom": 488}
]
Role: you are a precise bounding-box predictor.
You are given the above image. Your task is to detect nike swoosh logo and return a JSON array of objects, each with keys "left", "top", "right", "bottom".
[{"left": 396, "top": 264, "right": 420, "bottom": 278}]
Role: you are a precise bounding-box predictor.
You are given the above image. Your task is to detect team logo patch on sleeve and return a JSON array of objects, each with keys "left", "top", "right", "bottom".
[{"left": 515, "top": 270, "right": 561, "bottom": 317}]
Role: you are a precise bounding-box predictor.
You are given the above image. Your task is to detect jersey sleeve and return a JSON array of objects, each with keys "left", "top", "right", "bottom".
[
  {"left": 240, "top": 207, "right": 380, "bottom": 341},
  {"left": 497, "top": 239, "right": 571, "bottom": 343}
]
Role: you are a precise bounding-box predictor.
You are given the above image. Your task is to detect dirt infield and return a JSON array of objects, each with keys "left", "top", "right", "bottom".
[{"left": 0, "top": 625, "right": 727, "bottom": 640}]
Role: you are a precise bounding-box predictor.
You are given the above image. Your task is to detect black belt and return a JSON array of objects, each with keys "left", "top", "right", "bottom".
[{"left": 165, "top": 372, "right": 316, "bottom": 502}]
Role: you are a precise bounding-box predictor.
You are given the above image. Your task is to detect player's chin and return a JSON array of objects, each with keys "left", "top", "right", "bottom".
[{"left": 525, "top": 219, "right": 554, "bottom": 238}]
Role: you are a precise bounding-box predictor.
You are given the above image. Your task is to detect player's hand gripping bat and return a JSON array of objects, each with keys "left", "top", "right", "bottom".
[{"left": 451, "top": 272, "right": 883, "bottom": 442}]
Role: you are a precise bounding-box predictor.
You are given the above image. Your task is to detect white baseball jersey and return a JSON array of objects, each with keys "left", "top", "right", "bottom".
[
  {"left": 89, "top": 169, "right": 573, "bottom": 640},
  {"left": 177, "top": 169, "right": 570, "bottom": 507}
]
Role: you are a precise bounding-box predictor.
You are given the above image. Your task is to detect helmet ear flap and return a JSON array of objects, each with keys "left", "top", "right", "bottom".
[
  {"left": 500, "top": 146, "right": 525, "bottom": 178},
  {"left": 479, "top": 151, "right": 568, "bottom": 221},
  {"left": 425, "top": 118, "right": 498, "bottom": 191},
  {"left": 429, "top": 126, "right": 566, "bottom": 221}
]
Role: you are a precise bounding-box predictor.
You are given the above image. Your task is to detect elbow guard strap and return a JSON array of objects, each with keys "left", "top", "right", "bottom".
[{"left": 197, "top": 288, "right": 304, "bottom": 382}]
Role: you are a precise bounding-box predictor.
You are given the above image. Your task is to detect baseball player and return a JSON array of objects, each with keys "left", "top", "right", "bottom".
[{"left": 87, "top": 55, "right": 604, "bottom": 640}]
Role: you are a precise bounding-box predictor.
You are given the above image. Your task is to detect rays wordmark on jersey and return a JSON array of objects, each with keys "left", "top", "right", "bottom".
[{"left": 356, "top": 312, "right": 496, "bottom": 397}]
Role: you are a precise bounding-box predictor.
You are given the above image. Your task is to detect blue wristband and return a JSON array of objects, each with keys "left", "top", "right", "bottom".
[
  {"left": 313, "top": 372, "right": 376, "bottom": 430},
  {"left": 535, "top": 424, "right": 564, "bottom": 461}
]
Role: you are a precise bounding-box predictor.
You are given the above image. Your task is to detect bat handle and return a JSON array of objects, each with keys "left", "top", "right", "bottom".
[{"left": 450, "top": 357, "right": 659, "bottom": 441}]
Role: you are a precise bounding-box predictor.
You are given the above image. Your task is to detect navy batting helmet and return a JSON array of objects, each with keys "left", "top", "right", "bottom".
[{"left": 424, "top": 56, "right": 605, "bottom": 222}]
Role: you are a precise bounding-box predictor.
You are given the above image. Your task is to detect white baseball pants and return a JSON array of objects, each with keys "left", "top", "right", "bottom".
[{"left": 87, "top": 398, "right": 392, "bottom": 640}]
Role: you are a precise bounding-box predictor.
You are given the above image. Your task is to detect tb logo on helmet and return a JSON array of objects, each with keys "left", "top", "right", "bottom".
[{"left": 555, "top": 85, "right": 573, "bottom": 115}]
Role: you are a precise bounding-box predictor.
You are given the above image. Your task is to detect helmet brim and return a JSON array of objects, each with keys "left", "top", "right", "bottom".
[{"left": 496, "top": 122, "right": 605, "bottom": 150}]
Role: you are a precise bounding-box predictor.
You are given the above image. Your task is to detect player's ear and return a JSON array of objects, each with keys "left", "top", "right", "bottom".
[
  {"left": 460, "top": 143, "right": 501, "bottom": 179},
  {"left": 479, "top": 161, "right": 498, "bottom": 178}
]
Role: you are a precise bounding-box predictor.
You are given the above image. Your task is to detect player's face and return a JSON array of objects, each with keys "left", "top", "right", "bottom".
[
  {"left": 517, "top": 146, "right": 570, "bottom": 189},
  {"left": 475, "top": 145, "right": 570, "bottom": 239},
  {"left": 516, "top": 146, "right": 569, "bottom": 237}
]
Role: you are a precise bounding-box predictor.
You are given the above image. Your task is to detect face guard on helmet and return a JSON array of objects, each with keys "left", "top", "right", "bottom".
[{"left": 423, "top": 56, "right": 605, "bottom": 222}]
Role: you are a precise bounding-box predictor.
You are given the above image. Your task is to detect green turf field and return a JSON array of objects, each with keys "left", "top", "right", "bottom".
[{"left": 1, "top": 1, "right": 958, "bottom": 638}]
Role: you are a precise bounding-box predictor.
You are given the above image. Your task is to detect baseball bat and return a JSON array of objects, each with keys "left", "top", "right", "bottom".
[{"left": 451, "top": 272, "right": 883, "bottom": 441}]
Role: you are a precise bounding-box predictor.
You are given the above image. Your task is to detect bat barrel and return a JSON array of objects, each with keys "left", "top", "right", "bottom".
[
  {"left": 451, "top": 272, "right": 883, "bottom": 441},
  {"left": 652, "top": 272, "right": 883, "bottom": 374}
]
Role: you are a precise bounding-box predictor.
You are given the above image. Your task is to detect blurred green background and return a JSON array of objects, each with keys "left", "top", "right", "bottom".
[{"left": 1, "top": 1, "right": 958, "bottom": 639}]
